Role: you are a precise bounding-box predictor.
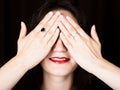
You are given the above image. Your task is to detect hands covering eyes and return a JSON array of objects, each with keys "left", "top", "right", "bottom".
[
  {"left": 17, "top": 11, "right": 60, "bottom": 70},
  {"left": 17, "top": 11, "right": 102, "bottom": 72},
  {"left": 58, "top": 15, "right": 102, "bottom": 72}
]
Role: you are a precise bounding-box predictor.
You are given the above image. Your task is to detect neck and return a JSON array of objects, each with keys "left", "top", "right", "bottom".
[{"left": 41, "top": 71, "right": 74, "bottom": 90}]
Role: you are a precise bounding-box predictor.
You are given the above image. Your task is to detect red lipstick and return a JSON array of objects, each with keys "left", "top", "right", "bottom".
[{"left": 49, "top": 57, "right": 70, "bottom": 64}]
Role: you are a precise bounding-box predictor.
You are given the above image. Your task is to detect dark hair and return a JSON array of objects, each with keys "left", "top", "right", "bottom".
[
  {"left": 14, "top": 0, "right": 93, "bottom": 90},
  {"left": 28, "top": 0, "right": 88, "bottom": 32}
]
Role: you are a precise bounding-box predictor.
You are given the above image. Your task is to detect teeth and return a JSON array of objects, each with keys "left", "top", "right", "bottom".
[
  {"left": 51, "top": 58, "right": 65, "bottom": 60},
  {"left": 50, "top": 57, "right": 69, "bottom": 61},
  {"left": 53, "top": 58, "right": 65, "bottom": 60},
  {"left": 49, "top": 57, "right": 70, "bottom": 64},
  {"left": 53, "top": 58, "right": 64, "bottom": 59}
]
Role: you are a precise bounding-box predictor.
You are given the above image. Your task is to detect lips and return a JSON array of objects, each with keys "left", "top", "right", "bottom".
[{"left": 49, "top": 57, "right": 70, "bottom": 64}]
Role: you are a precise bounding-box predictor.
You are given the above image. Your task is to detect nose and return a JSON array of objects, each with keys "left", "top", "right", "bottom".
[{"left": 52, "top": 37, "right": 67, "bottom": 52}]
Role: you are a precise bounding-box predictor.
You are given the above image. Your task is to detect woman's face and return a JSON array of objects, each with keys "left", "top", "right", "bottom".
[{"left": 41, "top": 10, "right": 78, "bottom": 76}]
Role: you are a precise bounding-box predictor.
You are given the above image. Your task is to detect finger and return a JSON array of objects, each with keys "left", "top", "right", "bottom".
[
  {"left": 37, "top": 11, "right": 60, "bottom": 37},
  {"left": 91, "top": 25, "right": 101, "bottom": 45},
  {"left": 40, "top": 12, "right": 53, "bottom": 25},
  {"left": 45, "top": 11, "right": 60, "bottom": 29},
  {"left": 58, "top": 21, "right": 75, "bottom": 43},
  {"left": 60, "top": 15, "right": 79, "bottom": 37},
  {"left": 60, "top": 32, "right": 72, "bottom": 50},
  {"left": 66, "top": 16, "right": 89, "bottom": 38},
  {"left": 34, "top": 11, "right": 53, "bottom": 32},
  {"left": 44, "top": 17, "right": 59, "bottom": 41},
  {"left": 47, "top": 28, "right": 60, "bottom": 48},
  {"left": 33, "top": 11, "right": 60, "bottom": 37},
  {"left": 18, "top": 21, "right": 27, "bottom": 40}
]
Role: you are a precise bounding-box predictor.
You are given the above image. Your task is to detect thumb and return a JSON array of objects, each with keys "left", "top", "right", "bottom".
[
  {"left": 18, "top": 21, "right": 27, "bottom": 39},
  {"left": 91, "top": 25, "right": 101, "bottom": 45}
]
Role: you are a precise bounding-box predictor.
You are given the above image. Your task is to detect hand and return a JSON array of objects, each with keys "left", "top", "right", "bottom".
[
  {"left": 16, "top": 11, "right": 60, "bottom": 70},
  {"left": 58, "top": 15, "right": 102, "bottom": 73}
]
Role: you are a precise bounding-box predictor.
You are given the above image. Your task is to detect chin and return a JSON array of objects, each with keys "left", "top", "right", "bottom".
[{"left": 41, "top": 58, "right": 77, "bottom": 76}]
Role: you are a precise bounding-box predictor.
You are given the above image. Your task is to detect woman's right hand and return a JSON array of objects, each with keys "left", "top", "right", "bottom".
[{"left": 16, "top": 11, "right": 60, "bottom": 70}]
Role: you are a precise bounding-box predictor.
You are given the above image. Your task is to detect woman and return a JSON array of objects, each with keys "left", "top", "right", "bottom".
[{"left": 0, "top": 0, "right": 120, "bottom": 90}]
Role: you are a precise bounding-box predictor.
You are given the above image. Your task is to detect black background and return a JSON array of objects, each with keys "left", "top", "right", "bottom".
[{"left": 0, "top": 0, "right": 120, "bottom": 89}]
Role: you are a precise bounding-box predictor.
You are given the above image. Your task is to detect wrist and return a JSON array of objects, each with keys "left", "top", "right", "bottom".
[
  {"left": 13, "top": 55, "right": 30, "bottom": 72},
  {"left": 90, "top": 57, "right": 112, "bottom": 75},
  {"left": 0, "top": 55, "right": 30, "bottom": 89},
  {"left": 86, "top": 57, "right": 105, "bottom": 74}
]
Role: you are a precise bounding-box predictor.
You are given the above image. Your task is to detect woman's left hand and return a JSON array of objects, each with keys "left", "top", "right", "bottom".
[{"left": 58, "top": 15, "right": 102, "bottom": 73}]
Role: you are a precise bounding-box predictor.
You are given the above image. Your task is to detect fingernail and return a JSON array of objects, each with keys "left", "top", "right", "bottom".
[
  {"left": 48, "top": 11, "right": 53, "bottom": 15},
  {"left": 92, "top": 25, "right": 96, "bottom": 30},
  {"left": 21, "top": 21, "right": 23, "bottom": 27},
  {"left": 66, "top": 16, "right": 70, "bottom": 20},
  {"left": 56, "top": 11, "right": 60, "bottom": 15}
]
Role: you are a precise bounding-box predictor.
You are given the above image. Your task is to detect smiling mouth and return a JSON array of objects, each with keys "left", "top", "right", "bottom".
[{"left": 49, "top": 57, "right": 70, "bottom": 64}]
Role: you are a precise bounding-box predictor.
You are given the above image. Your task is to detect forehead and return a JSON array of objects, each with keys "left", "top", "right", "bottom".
[{"left": 52, "top": 9, "right": 77, "bottom": 22}]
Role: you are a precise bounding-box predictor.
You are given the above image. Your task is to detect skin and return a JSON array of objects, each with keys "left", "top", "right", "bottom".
[
  {"left": 0, "top": 11, "right": 61, "bottom": 90},
  {"left": 41, "top": 10, "right": 78, "bottom": 90},
  {"left": 58, "top": 11, "right": 120, "bottom": 90},
  {"left": 41, "top": 10, "right": 78, "bottom": 76},
  {"left": 0, "top": 9, "right": 120, "bottom": 90}
]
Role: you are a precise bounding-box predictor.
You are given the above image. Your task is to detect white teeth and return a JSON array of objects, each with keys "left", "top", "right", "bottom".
[
  {"left": 52, "top": 58, "right": 65, "bottom": 60},
  {"left": 53, "top": 58, "right": 64, "bottom": 60},
  {"left": 50, "top": 57, "right": 68, "bottom": 61}
]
